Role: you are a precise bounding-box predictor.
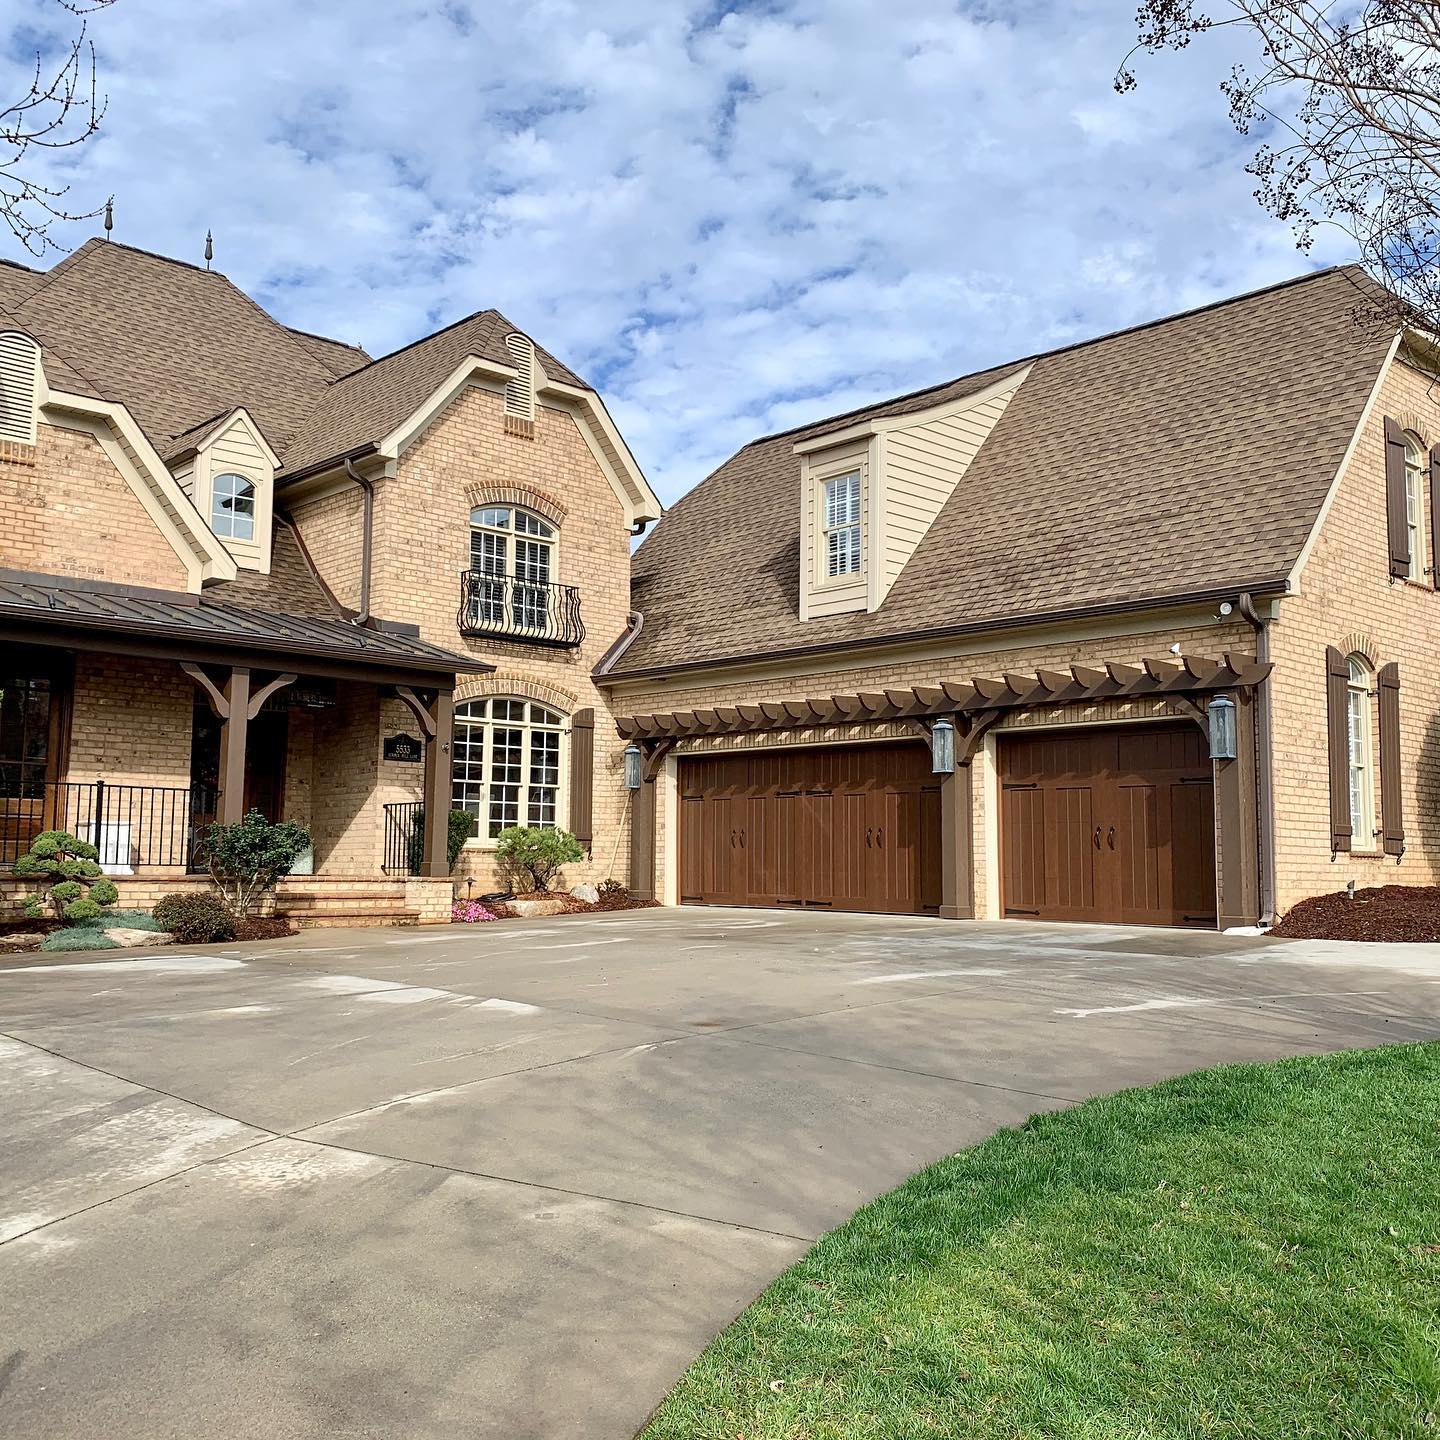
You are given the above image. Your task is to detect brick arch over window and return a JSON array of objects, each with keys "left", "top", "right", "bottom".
[
  {"left": 1392, "top": 409, "right": 1429, "bottom": 446},
  {"left": 1339, "top": 632, "right": 1381, "bottom": 669},
  {"left": 454, "top": 674, "right": 578, "bottom": 713},
  {"left": 463, "top": 482, "right": 567, "bottom": 528}
]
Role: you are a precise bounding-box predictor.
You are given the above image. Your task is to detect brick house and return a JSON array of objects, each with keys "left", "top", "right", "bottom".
[
  {"left": 601, "top": 266, "right": 1440, "bottom": 930},
  {"left": 0, "top": 240, "right": 659, "bottom": 924}
]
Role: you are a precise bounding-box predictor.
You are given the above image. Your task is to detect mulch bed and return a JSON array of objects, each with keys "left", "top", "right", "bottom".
[
  {"left": 1270, "top": 884, "right": 1440, "bottom": 942},
  {"left": 234, "top": 917, "right": 296, "bottom": 941}
]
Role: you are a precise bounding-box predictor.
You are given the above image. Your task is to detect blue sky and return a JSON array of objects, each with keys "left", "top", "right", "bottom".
[{"left": 1, "top": 0, "right": 1353, "bottom": 503}]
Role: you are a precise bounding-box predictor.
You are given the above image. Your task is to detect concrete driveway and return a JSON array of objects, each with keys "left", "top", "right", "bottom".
[{"left": 3, "top": 909, "right": 1438, "bottom": 1439}]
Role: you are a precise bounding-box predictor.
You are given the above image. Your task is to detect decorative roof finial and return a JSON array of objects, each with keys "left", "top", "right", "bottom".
[
  {"left": 103, "top": 198, "right": 113, "bottom": 240},
  {"left": 204, "top": 229, "right": 213, "bottom": 270}
]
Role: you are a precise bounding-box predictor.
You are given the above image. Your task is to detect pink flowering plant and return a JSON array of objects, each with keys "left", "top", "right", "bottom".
[{"left": 451, "top": 899, "right": 498, "bottom": 924}]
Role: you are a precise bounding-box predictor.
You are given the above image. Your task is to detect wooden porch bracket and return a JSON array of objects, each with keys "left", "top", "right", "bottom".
[
  {"left": 641, "top": 737, "right": 677, "bottom": 782},
  {"left": 246, "top": 672, "right": 298, "bottom": 720},
  {"left": 181, "top": 661, "right": 230, "bottom": 718},
  {"left": 1168, "top": 695, "right": 1209, "bottom": 733},
  {"left": 394, "top": 685, "right": 439, "bottom": 740}
]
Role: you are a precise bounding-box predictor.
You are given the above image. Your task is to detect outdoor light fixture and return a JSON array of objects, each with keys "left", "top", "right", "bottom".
[
  {"left": 1207, "top": 695, "right": 1237, "bottom": 761},
  {"left": 623, "top": 743, "right": 643, "bottom": 790},
  {"left": 930, "top": 717, "right": 956, "bottom": 775}
]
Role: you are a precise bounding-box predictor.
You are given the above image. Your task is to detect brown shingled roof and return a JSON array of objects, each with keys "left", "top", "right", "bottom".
[
  {"left": 615, "top": 265, "right": 1397, "bottom": 678},
  {"left": 278, "top": 307, "right": 589, "bottom": 475}
]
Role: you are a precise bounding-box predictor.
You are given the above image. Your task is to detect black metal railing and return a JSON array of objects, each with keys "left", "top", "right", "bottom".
[
  {"left": 0, "top": 780, "right": 216, "bottom": 870},
  {"left": 457, "top": 571, "right": 585, "bottom": 649},
  {"left": 382, "top": 800, "right": 423, "bottom": 875}
]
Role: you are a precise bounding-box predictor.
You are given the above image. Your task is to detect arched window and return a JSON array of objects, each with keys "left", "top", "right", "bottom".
[
  {"left": 451, "top": 697, "right": 564, "bottom": 838},
  {"left": 468, "top": 505, "right": 556, "bottom": 632},
  {"left": 1403, "top": 433, "right": 1427, "bottom": 582},
  {"left": 1346, "top": 655, "right": 1375, "bottom": 845},
  {"left": 212, "top": 473, "right": 256, "bottom": 541}
]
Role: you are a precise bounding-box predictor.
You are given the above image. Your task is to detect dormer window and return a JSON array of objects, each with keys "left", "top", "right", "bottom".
[
  {"left": 211, "top": 473, "right": 256, "bottom": 541},
  {"left": 823, "top": 471, "right": 862, "bottom": 578}
]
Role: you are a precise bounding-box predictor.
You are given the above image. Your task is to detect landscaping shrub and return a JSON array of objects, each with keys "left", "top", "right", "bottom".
[
  {"left": 12, "top": 831, "right": 120, "bottom": 923},
  {"left": 153, "top": 892, "right": 237, "bottom": 944},
  {"left": 40, "top": 927, "right": 119, "bottom": 952},
  {"left": 103, "top": 909, "right": 164, "bottom": 932},
  {"left": 408, "top": 808, "right": 478, "bottom": 873},
  {"left": 200, "top": 810, "right": 311, "bottom": 917},
  {"left": 495, "top": 826, "right": 584, "bottom": 892}
]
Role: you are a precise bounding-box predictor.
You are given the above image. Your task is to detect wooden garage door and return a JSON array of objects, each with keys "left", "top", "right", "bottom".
[
  {"left": 678, "top": 743, "right": 941, "bottom": 914},
  {"left": 1000, "top": 723, "right": 1216, "bottom": 928}
]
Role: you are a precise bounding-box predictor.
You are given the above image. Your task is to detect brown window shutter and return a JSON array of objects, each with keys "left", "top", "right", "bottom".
[
  {"left": 1384, "top": 416, "right": 1410, "bottom": 578},
  {"left": 1326, "top": 645, "right": 1352, "bottom": 853},
  {"left": 1430, "top": 445, "right": 1440, "bottom": 588},
  {"left": 569, "top": 707, "right": 595, "bottom": 847},
  {"left": 1378, "top": 662, "right": 1404, "bottom": 857}
]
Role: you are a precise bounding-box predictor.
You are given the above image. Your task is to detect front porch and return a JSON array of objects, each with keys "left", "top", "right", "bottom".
[{"left": 0, "top": 572, "right": 493, "bottom": 925}]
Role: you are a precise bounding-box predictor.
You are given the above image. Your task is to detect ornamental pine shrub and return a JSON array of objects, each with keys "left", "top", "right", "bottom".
[
  {"left": 495, "top": 827, "right": 584, "bottom": 892},
  {"left": 12, "top": 831, "right": 120, "bottom": 923}
]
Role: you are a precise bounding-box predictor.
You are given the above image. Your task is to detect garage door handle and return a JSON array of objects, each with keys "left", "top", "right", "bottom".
[
  {"left": 1107, "top": 826, "right": 1115, "bottom": 850},
  {"left": 739, "top": 829, "right": 746, "bottom": 849},
  {"left": 1093, "top": 826, "right": 1101, "bottom": 849},
  {"left": 866, "top": 827, "right": 873, "bottom": 848},
  {"left": 730, "top": 829, "right": 736, "bottom": 848},
  {"left": 876, "top": 827, "right": 884, "bottom": 849}
]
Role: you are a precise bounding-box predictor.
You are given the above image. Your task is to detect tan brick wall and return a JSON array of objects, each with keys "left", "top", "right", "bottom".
[
  {"left": 359, "top": 386, "right": 636, "bottom": 892},
  {"left": 0, "top": 424, "right": 189, "bottom": 589},
  {"left": 618, "top": 618, "right": 1252, "bottom": 916},
  {"left": 289, "top": 485, "right": 364, "bottom": 610},
  {"left": 308, "top": 683, "right": 381, "bottom": 873},
  {"left": 1269, "top": 355, "right": 1440, "bottom": 911},
  {"left": 67, "top": 654, "right": 194, "bottom": 787}
]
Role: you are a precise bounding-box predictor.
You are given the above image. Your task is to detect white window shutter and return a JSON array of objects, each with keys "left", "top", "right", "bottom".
[
  {"left": 0, "top": 331, "right": 40, "bottom": 444},
  {"left": 503, "top": 333, "right": 536, "bottom": 422}
]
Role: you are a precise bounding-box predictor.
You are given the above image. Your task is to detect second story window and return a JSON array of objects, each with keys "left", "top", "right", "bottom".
[
  {"left": 1404, "top": 432, "right": 1427, "bottom": 583},
  {"left": 1347, "top": 655, "right": 1375, "bottom": 846},
  {"left": 212, "top": 473, "right": 256, "bottom": 541},
  {"left": 469, "top": 506, "right": 555, "bottom": 631},
  {"left": 823, "top": 471, "right": 861, "bottom": 578}
]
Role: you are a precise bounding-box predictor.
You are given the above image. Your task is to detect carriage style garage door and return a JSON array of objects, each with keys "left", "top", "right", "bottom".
[
  {"left": 999, "top": 722, "right": 1217, "bottom": 928},
  {"left": 678, "top": 743, "right": 941, "bottom": 914}
]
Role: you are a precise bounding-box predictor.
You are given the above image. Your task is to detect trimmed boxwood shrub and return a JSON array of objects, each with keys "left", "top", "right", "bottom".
[{"left": 153, "top": 892, "right": 237, "bottom": 944}]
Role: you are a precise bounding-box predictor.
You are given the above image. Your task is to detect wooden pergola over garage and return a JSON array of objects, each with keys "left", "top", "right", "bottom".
[{"left": 618, "top": 654, "right": 1270, "bottom": 930}]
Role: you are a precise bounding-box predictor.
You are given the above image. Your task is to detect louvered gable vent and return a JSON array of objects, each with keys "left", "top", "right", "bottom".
[
  {"left": 0, "top": 331, "right": 39, "bottom": 445},
  {"left": 503, "top": 332, "right": 536, "bottom": 422}
]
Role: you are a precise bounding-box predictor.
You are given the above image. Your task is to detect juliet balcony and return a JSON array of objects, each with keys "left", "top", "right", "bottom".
[{"left": 456, "top": 571, "right": 586, "bottom": 649}]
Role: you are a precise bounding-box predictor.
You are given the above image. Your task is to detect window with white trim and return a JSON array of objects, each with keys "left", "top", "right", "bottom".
[
  {"left": 1346, "top": 655, "right": 1375, "bottom": 846},
  {"left": 451, "top": 698, "right": 564, "bottom": 838},
  {"left": 1403, "top": 432, "right": 1427, "bottom": 582},
  {"left": 211, "top": 473, "right": 256, "bottom": 540},
  {"left": 822, "top": 471, "right": 861, "bottom": 578},
  {"left": 468, "top": 505, "right": 556, "bottom": 631}
]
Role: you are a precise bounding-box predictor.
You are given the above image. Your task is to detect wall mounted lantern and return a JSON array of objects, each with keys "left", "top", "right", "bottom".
[
  {"left": 623, "top": 743, "right": 643, "bottom": 790},
  {"left": 930, "top": 717, "right": 956, "bottom": 775},
  {"left": 1207, "top": 695, "right": 1237, "bottom": 761}
]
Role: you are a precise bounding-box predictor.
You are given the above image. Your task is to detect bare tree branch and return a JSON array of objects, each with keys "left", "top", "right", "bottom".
[
  {"left": 1119, "top": 0, "right": 1440, "bottom": 333},
  {"left": 1, "top": 0, "right": 117, "bottom": 256}
]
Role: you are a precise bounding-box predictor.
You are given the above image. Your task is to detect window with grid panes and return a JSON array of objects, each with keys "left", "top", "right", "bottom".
[
  {"left": 451, "top": 698, "right": 565, "bottom": 838},
  {"left": 468, "top": 506, "right": 555, "bottom": 630}
]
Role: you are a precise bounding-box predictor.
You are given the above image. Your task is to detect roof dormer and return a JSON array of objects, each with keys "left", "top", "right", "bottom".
[
  {"left": 169, "top": 406, "right": 281, "bottom": 573},
  {"left": 795, "top": 365, "right": 1030, "bottom": 620}
]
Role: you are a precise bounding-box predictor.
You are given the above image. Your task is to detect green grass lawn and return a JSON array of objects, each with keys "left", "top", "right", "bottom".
[{"left": 642, "top": 1043, "right": 1440, "bottom": 1440}]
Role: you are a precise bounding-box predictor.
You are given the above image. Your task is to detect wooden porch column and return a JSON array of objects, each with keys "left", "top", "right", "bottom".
[
  {"left": 1215, "top": 689, "right": 1260, "bottom": 930},
  {"left": 419, "top": 688, "right": 455, "bottom": 879},
  {"left": 217, "top": 667, "right": 251, "bottom": 824},
  {"left": 939, "top": 764, "right": 974, "bottom": 920},
  {"left": 629, "top": 776, "right": 656, "bottom": 901}
]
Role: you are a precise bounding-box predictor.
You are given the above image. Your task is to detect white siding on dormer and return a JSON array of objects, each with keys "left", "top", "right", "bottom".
[
  {"left": 194, "top": 411, "right": 276, "bottom": 573},
  {"left": 879, "top": 374, "right": 1024, "bottom": 601},
  {"left": 799, "top": 439, "right": 871, "bottom": 620}
]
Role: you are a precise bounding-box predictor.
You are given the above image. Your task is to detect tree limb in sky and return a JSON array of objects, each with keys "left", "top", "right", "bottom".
[
  {"left": 1, "top": 0, "right": 116, "bottom": 256},
  {"left": 1118, "top": 1, "right": 1440, "bottom": 332}
]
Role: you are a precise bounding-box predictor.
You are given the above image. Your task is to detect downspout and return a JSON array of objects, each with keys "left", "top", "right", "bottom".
[
  {"left": 1237, "top": 592, "right": 1276, "bottom": 925},
  {"left": 343, "top": 455, "right": 374, "bottom": 626},
  {"left": 630, "top": 518, "right": 650, "bottom": 537}
]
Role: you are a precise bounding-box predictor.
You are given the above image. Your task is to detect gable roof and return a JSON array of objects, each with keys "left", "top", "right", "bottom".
[
  {"left": 612, "top": 265, "right": 1397, "bottom": 679},
  {"left": 278, "top": 307, "right": 588, "bottom": 475}
]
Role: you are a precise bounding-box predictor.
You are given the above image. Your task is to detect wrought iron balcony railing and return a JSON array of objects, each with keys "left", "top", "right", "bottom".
[{"left": 457, "top": 571, "right": 585, "bottom": 649}]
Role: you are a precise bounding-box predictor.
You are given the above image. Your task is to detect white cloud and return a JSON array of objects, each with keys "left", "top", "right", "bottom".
[{"left": 0, "top": 0, "right": 1355, "bottom": 502}]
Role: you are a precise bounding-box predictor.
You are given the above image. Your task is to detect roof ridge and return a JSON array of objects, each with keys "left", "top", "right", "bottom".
[
  {"left": 741, "top": 263, "right": 1366, "bottom": 452},
  {"left": 323, "top": 306, "right": 506, "bottom": 387}
]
